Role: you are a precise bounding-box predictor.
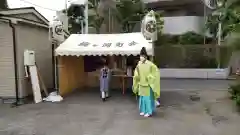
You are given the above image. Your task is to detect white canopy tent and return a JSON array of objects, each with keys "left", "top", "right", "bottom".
[
  {"left": 55, "top": 32, "right": 153, "bottom": 96},
  {"left": 55, "top": 32, "right": 153, "bottom": 56}
]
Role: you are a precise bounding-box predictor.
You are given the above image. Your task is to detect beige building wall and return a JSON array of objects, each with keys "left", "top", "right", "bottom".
[
  {"left": 0, "top": 21, "right": 16, "bottom": 97},
  {"left": 15, "top": 22, "right": 53, "bottom": 98}
]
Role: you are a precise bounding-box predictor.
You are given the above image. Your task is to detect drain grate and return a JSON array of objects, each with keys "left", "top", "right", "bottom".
[{"left": 189, "top": 95, "right": 201, "bottom": 101}]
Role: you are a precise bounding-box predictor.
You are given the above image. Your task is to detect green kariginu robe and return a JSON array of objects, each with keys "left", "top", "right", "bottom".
[{"left": 132, "top": 60, "right": 160, "bottom": 100}]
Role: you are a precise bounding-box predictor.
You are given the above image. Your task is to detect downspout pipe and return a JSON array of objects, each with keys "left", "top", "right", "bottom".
[
  {"left": 10, "top": 20, "right": 21, "bottom": 107},
  {"left": 52, "top": 43, "right": 55, "bottom": 91},
  {"left": 0, "top": 16, "right": 20, "bottom": 106}
]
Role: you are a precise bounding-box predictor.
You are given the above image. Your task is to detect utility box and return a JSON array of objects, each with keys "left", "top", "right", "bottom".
[{"left": 24, "top": 50, "right": 35, "bottom": 66}]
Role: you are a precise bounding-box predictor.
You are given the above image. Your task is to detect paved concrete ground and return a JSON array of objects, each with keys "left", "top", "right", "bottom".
[{"left": 0, "top": 79, "right": 239, "bottom": 135}]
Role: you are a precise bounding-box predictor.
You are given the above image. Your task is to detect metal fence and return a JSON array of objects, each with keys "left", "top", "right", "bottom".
[{"left": 154, "top": 45, "right": 233, "bottom": 68}]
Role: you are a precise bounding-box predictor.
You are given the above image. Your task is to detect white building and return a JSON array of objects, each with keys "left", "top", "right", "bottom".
[
  {"left": 61, "top": 0, "right": 210, "bottom": 35},
  {"left": 143, "top": 0, "right": 210, "bottom": 35}
]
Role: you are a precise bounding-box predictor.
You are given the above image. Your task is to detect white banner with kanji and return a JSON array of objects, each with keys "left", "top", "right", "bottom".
[{"left": 55, "top": 32, "right": 153, "bottom": 56}]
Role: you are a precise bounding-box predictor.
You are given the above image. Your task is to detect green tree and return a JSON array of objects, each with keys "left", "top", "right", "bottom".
[
  {"left": 65, "top": 0, "right": 164, "bottom": 34},
  {"left": 65, "top": 4, "right": 85, "bottom": 34},
  {"left": 115, "top": 0, "right": 164, "bottom": 34},
  {"left": 88, "top": 0, "right": 104, "bottom": 34},
  {"left": 210, "top": 0, "right": 240, "bottom": 50},
  {"left": 97, "top": 0, "right": 120, "bottom": 33},
  {"left": 226, "top": 0, "right": 240, "bottom": 109},
  {"left": 206, "top": 0, "right": 240, "bottom": 40},
  {"left": 154, "top": 11, "right": 164, "bottom": 35},
  {"left": 225, "top": 0, "right": 240, "bottom": 51},
  {"left": 0, "top": 0, "right": 8, "bottom": 10},
  {"left": 206, "top": 0, "right": 240, "bottom": 69},
  {"left": 65, "top": 0, "right": 117, "bottom": 34},
  {"left": 115, "top": 0, "right": 145, "bottom": 32}
]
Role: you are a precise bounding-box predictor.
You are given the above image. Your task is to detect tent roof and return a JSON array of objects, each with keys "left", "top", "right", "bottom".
[{"left": 55, "top": 32, "right": 153, "bottom": 56}]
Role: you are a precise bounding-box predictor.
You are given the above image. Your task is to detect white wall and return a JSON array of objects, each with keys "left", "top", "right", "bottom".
[
  {"left": 132, "top": 16, "right": 204, "bottom": 35},
  {"left": 160, "top": 68, "right": 229, "bottom": 79},
  {"left": 163, "top": 16, "right": 204, "bottom": 35}
]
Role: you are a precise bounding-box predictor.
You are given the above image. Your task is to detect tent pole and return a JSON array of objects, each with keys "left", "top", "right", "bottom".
[
  {"left": 84, "top": 0, "right": 88, "bottom": 34},
  {"left": 55, "top": 51, "right": 59, "bottom": 93}
]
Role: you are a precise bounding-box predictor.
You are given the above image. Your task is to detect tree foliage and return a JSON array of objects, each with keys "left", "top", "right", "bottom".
[
  {"left": 115, "top": 0, "right": 164, "bottom": 34},
  {"left": 88, "top": 0, "right": 106, "bottom": 33},
  {"left": 154, "top": 11, "right": 164, "bottom": 34},
  {"left": 65, "top": 4, "right": 86, "bottom": 34},
  {"left": 65, "top": 0, "right": 112, "bottom": 34},
  {"left": 115, "top": 0, "right": 146, "bottom": 32},
  {"left": 206, "top": 0, "right": 240, "bottom": 39},
  {"left": 65, "top": 0, "right": 164, "bottom": 34},
  {"left": 0, "top": 0, "right": 8, "bottom": 10},
  {"left": 222, "top": 0, "right": 240, "bottom": 50}
]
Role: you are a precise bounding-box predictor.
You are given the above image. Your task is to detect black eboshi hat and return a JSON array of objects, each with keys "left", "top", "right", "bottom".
[{"left": 140, "top": 47, "right": 148, "bottom": 58}]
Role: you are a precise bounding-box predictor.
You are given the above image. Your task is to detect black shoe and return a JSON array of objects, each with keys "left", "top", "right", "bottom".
[{"left": 102, "top": 98, "right": 106, "bottom": 102}]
